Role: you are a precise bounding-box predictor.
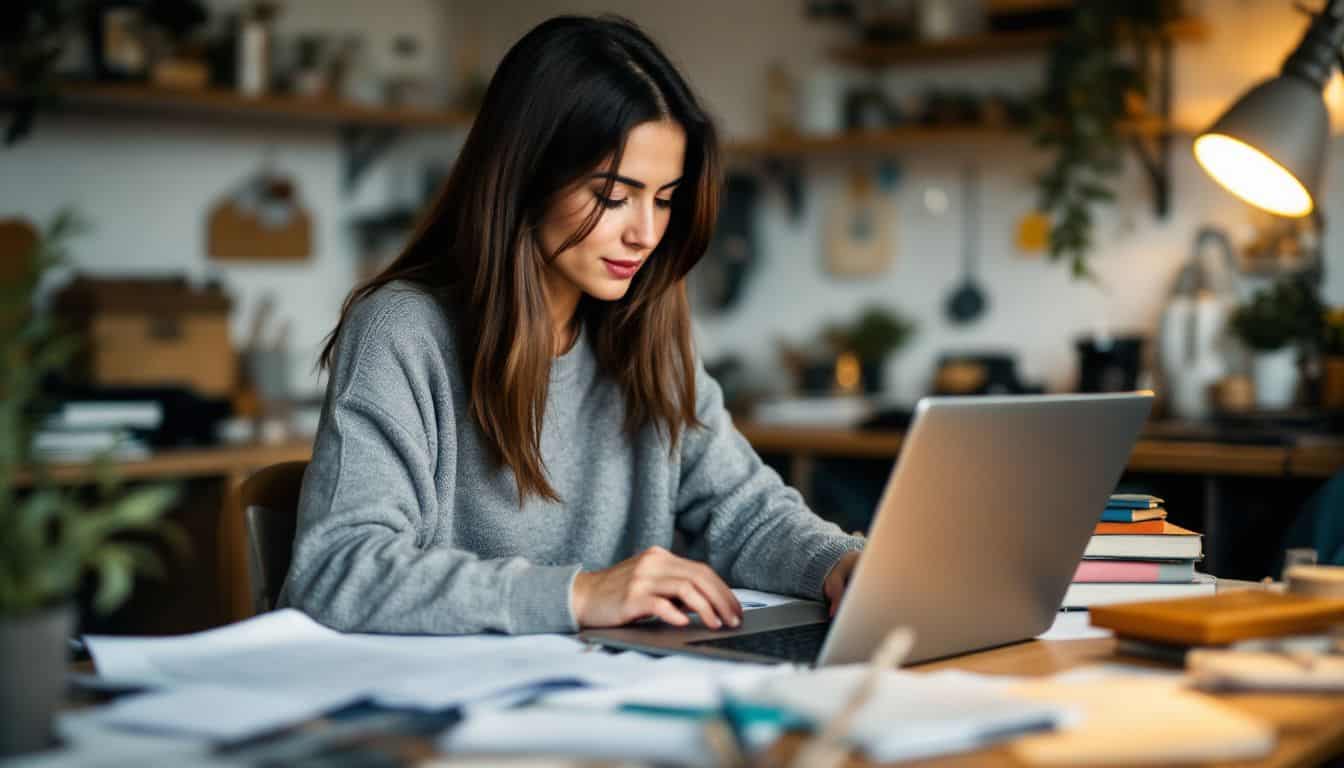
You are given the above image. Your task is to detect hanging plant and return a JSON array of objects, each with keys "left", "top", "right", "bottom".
[
  {"left": 0, "top": 1, "right": 83, "bottom": 145},
  {"left": 1033, "top": 1, "right": 1178, "bottom": 278}
]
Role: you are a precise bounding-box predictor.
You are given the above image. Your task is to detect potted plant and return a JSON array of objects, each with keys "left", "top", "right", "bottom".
[
  {"left": 823, "top": 305, "right": 916, "bottom": 394},
  {"left": 1229, "top": 278, "right": 1322, "bottom": 410},
  {"left": 0, "top": 212, "right": 179, "bottom": 757}
]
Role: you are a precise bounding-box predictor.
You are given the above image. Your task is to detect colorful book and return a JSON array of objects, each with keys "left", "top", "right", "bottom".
[
  {"left": 1083, "top": 522, "right": 1202, "bottom": 560},
  {"left": 1094, "top": 519, "right": 1170, "bottom": 535},
  {"left": 1061, "top": 573, "right": 1215, "bottom": 608},
  {"left": 1100, "top": 506, "right": 1168, "bottom": 523},
  {"left": 1072, "top": 560, "right": 1196, "bottom": 583},
  {"left": 1107, "top": 494, "right": 1163, "bottom": 510}
]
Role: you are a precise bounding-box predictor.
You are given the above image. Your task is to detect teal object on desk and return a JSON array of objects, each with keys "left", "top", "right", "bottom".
[
  {"left": 1107, "top": 493, "right": 1163, "bottom": 509},
  {"left": 617, "top": 694, "right": 813, "bottom": 754}
]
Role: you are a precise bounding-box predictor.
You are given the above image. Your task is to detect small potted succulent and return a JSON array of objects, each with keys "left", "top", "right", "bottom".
[
  {"left": 0, "top": 212, "right": 179, "bottom": 756},
  {"left": 823, "top": 305, "right": 916, "bottom": 394},
  {"left": 1229, "top": 278, "right": 1322, "bottom": 410}
]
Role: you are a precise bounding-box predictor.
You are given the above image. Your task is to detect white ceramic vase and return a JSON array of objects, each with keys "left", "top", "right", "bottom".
[{"left": 1251, "top": 346, "right": 1299, "bottom": 410}]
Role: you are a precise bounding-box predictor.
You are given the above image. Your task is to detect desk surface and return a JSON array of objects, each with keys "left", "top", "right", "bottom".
[
  {"left": 763, "top": 635, "right": 1344, "bottom": 768},
  {"left": 73, "top": 632, "right": 1344, "bottom": 767}
]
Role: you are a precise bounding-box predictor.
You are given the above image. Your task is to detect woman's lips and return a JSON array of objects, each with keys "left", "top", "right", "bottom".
[{"left": 602, "top": 258, "right": 641, "bottom": 279}]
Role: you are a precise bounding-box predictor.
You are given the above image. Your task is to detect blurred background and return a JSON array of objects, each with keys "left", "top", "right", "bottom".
[{"left": 4, "top": 0, "right": 1344, "bottom": 635}]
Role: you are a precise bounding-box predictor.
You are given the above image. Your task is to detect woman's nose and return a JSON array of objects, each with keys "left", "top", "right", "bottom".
[{"left": 623, "top": 203, "right": 658, "bottom": 250}]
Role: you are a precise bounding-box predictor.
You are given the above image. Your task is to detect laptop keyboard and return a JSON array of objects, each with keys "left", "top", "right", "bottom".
[{"left": 689, "top": 622, "right": 829, "bottom": 663}]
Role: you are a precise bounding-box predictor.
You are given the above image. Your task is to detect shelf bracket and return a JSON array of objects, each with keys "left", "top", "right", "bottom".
[
  {"left": 341, "top": 124, "right": 402, "bottom": 195},
  {"left": 1129, "top": 34, "right": 1174, "bottom": 219}
]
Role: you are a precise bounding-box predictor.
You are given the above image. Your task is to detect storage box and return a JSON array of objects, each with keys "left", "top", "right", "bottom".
[{"left": 54, "top": 276, "right": 236, "bottom": 397}]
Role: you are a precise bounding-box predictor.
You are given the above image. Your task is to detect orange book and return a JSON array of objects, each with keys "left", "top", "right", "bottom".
[{"left": 1094, "top": 520, "right": 1176, "bottom": 535}]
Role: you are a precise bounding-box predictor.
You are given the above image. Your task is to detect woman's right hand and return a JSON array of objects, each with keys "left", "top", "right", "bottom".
[{"left": 571, "top": 546, "right": 743, "bottom": 629}]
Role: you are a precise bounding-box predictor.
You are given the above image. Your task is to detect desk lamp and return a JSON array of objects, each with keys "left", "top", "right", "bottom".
[{"left": 1195, "top": 0, "right": 1344, "bottom": 217}]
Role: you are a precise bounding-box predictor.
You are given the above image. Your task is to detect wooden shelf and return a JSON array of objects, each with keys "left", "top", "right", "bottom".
[
  {"left": 831, "top": 16, "right": 1209, "bottom": 67},
  {"left": 2, "top": 80, "right": 476, "bottom": 192},
  {"left": 36, "top": 81, "right": 474, "bottom": 129},
  {"left": 736, "top": 422, "right": 1344, "bottom": 479},
  {"left": 724, "top": 117, "right": 1174, "bottom": 157}
]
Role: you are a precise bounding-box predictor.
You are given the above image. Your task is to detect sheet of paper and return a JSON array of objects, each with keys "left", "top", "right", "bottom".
[
  {"left": 87, "top": 609, "right": 601, "bottom": 709},
  {"left": 539, "top": 656, "right": 787, "bottom": 711},
  {"left": 753, "top": 665, "right": 1068, "bottom": 763},
  {"left": 1035, "top": 610, "right": 1113, "bottom": 641},
  {"left": 372, "top": 647, "right": 658, "bottom": 708},
  {"left": 84, "top": 609, "right": 339, "bottom": 687},
  {"left": 442, "top": 709, "right": 715, "bottom": 767},
  {"left": 731, "top": 588, "right": 801, "bottom": 610},
  {"left": 2, "top": 710, "right": 215, "bottom": 768},
  {"left": 90, "top": 685, "right": 354, "bottom": 741}
]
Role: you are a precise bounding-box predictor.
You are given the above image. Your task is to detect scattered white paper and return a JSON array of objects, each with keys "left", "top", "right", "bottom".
[
  {"left": 1036, "top": 611, "right": 1113, "bottom": 641},
  {"left": 85, "top": 609, "right": 340, "bottom": 688},
  {"left": 539, "top": 657, "right": 787, "bottom": 711},
  {"left": 731, "top": 588, "right": 801, "bottom": 610},
  {"left": 373, "top": 647, "right": 656, "bottom": 708},
  {"left": 86, "top": 610, "right": 606, "bottom": 710},
  {"left": 91, "top": 685, "right": 352, "bottom": 741},
  {"left": 752, "top": 665, "right": 1068, "bottom": 763},
  {"left": 442, "top": 709, "right": 715, "bottom": 767},
  {"left": 1, "top": 710, "right": 214, "bottom": 768}
]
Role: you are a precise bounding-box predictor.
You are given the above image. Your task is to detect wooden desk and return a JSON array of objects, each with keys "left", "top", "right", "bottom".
[
  {"left": 763, "top": 636, "right": 1344, "bottom": 767},
  {"left": 69, "top": 633, "right": 1344, "bottom": 767}
]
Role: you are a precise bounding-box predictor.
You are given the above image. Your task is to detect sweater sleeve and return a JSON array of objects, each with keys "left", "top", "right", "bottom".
[
  {"left": 281, "top": 291, "right": 581, "bottom": 635},
  {"left": 674, "top": 360, "right": 865, "bottom": 600}
]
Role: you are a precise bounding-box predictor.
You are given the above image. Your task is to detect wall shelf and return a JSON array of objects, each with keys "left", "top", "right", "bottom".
[
  {"left": 830, "top": 16, "right": 1209, "bottom": 67},
  {"left": 2, "top": 81, "right": 475, "bottom": 193},
  {"left": 723, "top": 117, "right": 1178, "bottom": 158}
]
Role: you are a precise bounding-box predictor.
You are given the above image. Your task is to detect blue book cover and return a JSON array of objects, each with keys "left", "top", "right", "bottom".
[
  {"left": 1100, "top": 506, "right": 1167, "bottom": 523},
  {"left": 1107, "top": 493, "right": 1163, "bottom": 510}
]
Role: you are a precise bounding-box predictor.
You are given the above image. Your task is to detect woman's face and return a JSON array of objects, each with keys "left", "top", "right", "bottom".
[{"left": 539, "top": 120, "right": 687, "bottom": 309}]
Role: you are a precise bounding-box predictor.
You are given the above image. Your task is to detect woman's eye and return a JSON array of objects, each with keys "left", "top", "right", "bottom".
[
  {"left": 655, "top": 197, "right": 673, "bottom": 209},
  {"left": 595, "top": 194, "right": 628, "bottom": 209}
]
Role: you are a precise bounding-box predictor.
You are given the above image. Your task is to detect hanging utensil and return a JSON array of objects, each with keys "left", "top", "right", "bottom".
[{"left": 945, "top": 165, "right": 987, "bottom": 324}]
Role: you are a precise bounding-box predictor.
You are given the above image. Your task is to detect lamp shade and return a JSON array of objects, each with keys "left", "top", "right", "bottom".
[{"left": 1194, "top": 76, "right": 1329, "bottom": 217}]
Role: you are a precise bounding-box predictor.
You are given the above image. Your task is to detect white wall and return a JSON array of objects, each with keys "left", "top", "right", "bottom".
[
  {"left": 0, "top": 0, "right": 464, "bottom": 398},
  {"left": 452, "top": 0, "right": 1344, "bottom": 399},
  {"left": 3, "top": 0, "right": 1342, "bottom": 402}
]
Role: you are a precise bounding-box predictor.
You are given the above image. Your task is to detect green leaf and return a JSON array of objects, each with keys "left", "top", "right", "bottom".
[{"left": 91, "top": 545, "right": 134, "bottom": 614}]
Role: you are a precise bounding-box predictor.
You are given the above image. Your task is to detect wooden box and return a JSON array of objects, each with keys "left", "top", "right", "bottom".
[{"left": 54, "top": 277, "right": 236, "bottom": 398}]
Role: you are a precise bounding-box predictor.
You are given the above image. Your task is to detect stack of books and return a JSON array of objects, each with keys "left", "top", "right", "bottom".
[
  {"left": 32, "top": 401, "right": 160, "bottom": 461},
  {"left": 1062, "top": 494, "right": 1216, "bottom": 608}
]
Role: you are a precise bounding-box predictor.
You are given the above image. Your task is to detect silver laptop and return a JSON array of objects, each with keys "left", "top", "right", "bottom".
[{"left": 582, "top": 392, "right": 1153, "bottom": 666}]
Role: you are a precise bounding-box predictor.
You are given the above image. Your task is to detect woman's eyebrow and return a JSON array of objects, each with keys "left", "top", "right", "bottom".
[{"left": 589, "top": 172, "right": 683, "bottom": 191}]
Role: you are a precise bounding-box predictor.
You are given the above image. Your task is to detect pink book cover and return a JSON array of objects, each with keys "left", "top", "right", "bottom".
[{"left": 1072, "top": 560, "right": 1193, "bottom": 583}]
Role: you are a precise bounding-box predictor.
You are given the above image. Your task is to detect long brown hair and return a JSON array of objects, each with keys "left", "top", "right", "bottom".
[{"left": 321, "top": 15, "right": 721, "bottom": 503}]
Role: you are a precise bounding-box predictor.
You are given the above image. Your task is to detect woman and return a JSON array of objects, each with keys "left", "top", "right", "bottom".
[{"left": 281, "top": 15, "right": 863, "bottom": 635}]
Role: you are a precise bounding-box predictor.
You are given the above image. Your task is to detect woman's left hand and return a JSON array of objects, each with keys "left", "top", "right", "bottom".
[{"left": 823, "top": 551, "right": 861, "bottom": 618}]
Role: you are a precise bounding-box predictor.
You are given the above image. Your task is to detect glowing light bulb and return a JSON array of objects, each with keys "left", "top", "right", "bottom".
[{"left": 1193, "top": 133, "right": 1314, "bottom": 217}]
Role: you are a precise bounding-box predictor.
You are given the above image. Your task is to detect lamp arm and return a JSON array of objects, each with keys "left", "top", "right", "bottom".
[{"left": 1283, "top": 0, "right": 1344, "bottom": 87}]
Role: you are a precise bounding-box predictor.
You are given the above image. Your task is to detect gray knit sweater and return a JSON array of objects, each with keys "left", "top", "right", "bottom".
[{"left": 279, "top": 282, "right": 864, "bottom": 635}]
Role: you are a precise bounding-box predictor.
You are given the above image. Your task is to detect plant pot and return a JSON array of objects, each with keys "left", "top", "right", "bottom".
[
  {"left": 0, "top": 603, "right": 74, "bottom": 757},
  {"left": 1251, "top": 347, "right": 1299, "bottom": 410}
]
